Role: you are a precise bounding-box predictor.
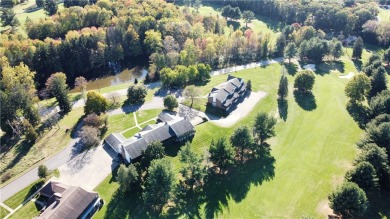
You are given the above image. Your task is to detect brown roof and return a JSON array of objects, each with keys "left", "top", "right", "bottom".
[
  {"left": 40, "top": 182, "right": 69, "bottom": 198},
  {"left": 38, "top": 184, "right": 98, "bottom": 219}
]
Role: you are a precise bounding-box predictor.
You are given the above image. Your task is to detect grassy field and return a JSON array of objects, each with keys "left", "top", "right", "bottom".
[
  {"left": 0, "top": 108, "right": 83, "bottom": 186},
  {"left": 0, "top": 206, "right": 10, "bottom": 219},
  {"left": 91, "top": 58, "right": 379, "bottom": 218},
  {"left": 8, "top": 201, "right": 41, "bottom": 219},
  {"left": 378, "top": 8, "right": 390, "bottom": 22},
  {"left": 4, "top": 179, "right": 45, "bottom": 209},
  {"left": 194, "top": 3, "right": 280, "bottom": 40}
]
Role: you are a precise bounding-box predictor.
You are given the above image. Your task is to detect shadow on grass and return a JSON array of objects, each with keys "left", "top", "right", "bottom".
[
  {"left": 168, "top": 147, "right": 275, "bottom": 219},
  {"left": 2, "top": 140, "right": 33, "bottom": 176},
  {"left": 293, "top": 90, "right": 317, "bottom": 111},
  {"left": 277, "top": 98, "right": 288, "bottom": 121},
  {"left": 316, "top": 61, "right": 345, "bottom": 76},
  {"left": 353, "top": 59, "right": 363, "bottom": 72},
  {"left": 346, "top": 101, "right": 369, "bottom": 129},
  {"left": 284, "top": 63, "right": 298, "bottom": 76},
  {"left": 23, "top": 180, "right": 45, "bottom": 204},
  {"left": 164, "top": 137, "right": 193, "bottom": 158}
]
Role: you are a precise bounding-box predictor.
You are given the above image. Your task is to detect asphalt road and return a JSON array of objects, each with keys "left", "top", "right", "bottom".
[{"left": 0, "top": 57, "right": 283, "bottom": 203}]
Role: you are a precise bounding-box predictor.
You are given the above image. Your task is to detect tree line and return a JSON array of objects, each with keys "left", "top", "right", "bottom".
[{"left": 327, "top": 52, "right": 390, "bottom": 218}]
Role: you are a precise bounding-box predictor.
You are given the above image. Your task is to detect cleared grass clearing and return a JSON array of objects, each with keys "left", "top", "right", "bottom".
[
  {"left": 0, "top": 108, "right": 83, "bottom": 187},
  {"left": 8, "top": 201, "right": 40, "bottom": 219},
  {"left": 378, "top": 8, "right": 390, "bottom": 22},
  {"left": 93, "top": 60, "right": 368, "bottom": 218},
  {"left": 4, "top": 179, "right": 45, "bottom": 209},
  {"left": 0, "top": 206, "right": 10, "bottom": 219}
]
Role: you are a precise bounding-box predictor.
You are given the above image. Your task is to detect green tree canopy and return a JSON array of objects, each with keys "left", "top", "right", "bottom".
[
  {"left": 143, "top": 158, "right": 175, "bottom": 212},
  {"left": 294, "top": 70, "right": 315, "bottom": 92},
  {"left": 284, "top": 42, "right": 297, "bottom": 62},
  {"left": 46, "top": 72, "right": 71, "bottom": 113},
  {"left": 117, "top": 164, "right": 139, "bottom": 192},
  {"left": 253, "top": 112, "right": 277, "bottom": 145},
  {"left": 209, "top": 137, "right": 235, "bottom": 173},
  {"left": 141, "top": 142, "right": 165, "bottom": 169},
  {"left": 242, "top": 10, "right": 255, "bottom": 28},
  {"left": 163, "top": 95, "right": 178, "bottom": 111},
  {"left": 278, "top": 75, "right": 288, "bottom": 99},
  {"left": 0, "top": 8, "right": 19, "bottom": 27},
  {"left": 38, "top": 165, "right": 49, "bottom": 178},
  {"left": 328, "top": 182, "right": 368, "bottom": 218},
  {"left": 230, "top": 126, "right": 253, "bottom": 163},
  {"left": 352, "top": 37, "right": 363, "bottom": 60},
  {"left": 44, "top": 0, "right": 58, "bottom": 16},
  {"left": 127, "top": 84, "right": 147, "bottom": 104},
  {"left": 345, "top": 73, "right": 371, "bottom": 102},
  {"left": 84, "top": 91, "right": 108, "bottom": 115},
  {"left": 345, "top": 161, "right": 378, "bottom": 192}
]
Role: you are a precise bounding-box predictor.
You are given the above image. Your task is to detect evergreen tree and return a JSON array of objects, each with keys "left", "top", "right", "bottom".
[
  {"left": 370, "top": 66, "right": 388, "bottom": 97},
  {"left": 345, "top": 162, "right": 379, "bottom": 192},
  {"left": 278, "top": 75, "right": 288, "bottom": 99},
  {"left": 284, "top": 42, "right": 297, "bottom": 63},
  {"left": 117, "top": 164, "right": 139, "bottom": 192},
  {"left": 352, "top": 37, "right": 363, "bottom": 60},
  {"left": 253, "top": 112, "right": 277, "bottom": 145},
  {"left": 141, "top": 142, "right": 165, "bottom": 169},
  {"left": 143, "top": 158, "right": 175, "bottom": 212},
  {"left": 230, "top": 126, "right": 253, "bottom": 163},
  {"left": 46, "top": 73, "right": 71, "bottom": 113},
  {"left": 209, "top": 137, "right": 235, "bottom": 173}
]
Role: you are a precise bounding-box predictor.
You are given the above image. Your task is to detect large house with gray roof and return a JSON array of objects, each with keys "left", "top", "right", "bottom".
[
  {"left": 37, "top": 181, "right": 102, "bottom": 219},
  {"left": 208, "top": 75, "right": 247, "bottom": 111},
  {"left": 105, "top": 112, "right": 195, "bottom": 163}
]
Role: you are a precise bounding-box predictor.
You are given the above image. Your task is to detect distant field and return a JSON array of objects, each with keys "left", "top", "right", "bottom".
[
  {"left": 378, "top": 8, "right": 390, "bottom": 22},
  {"left": 92, "top": 57, "right": 376, "bottom": 218}
]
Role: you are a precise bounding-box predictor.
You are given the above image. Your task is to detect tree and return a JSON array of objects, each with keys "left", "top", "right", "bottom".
[
  {"left": 163, "top": 95, "right": 178, "bottom": 111},
  {"left": 178, "top": 142, "right": 207, "bottom": 191},
  {"left": 230, "top": 126, "right": 253, "bottom": 163},
  {"left": 370, "top": 67, "right": 387, "bottom": 97},
  {"left": 143, "top": 158, "right": 175, "bottom": 212},
  {"left": 144, "top": 30, "right": 163, "bottom": 55},
  {"left": 0, "top": 8, "right": 19, "bottom": 27},
  {"left": 46, "top": 73, "right": 71, "bottom": 113},
  {"left": 127, "top": 84, "right": 147, "bottom": 104},
  {"left": 141, "top": 142, "right": 165, "bottom": 169},
  {"left": 117, "top": 164, "right": 139, "bottom": 192},
  {"left": 221, "top": 5, "right": 233, "bottom": 20},
  {"left": 345, "top": 74, "right": 371, "bottom": 102},
  {"left": 345, "top": 162, "right": 378, "bottom": 192},
  {"left": 278, "top": 75, "right": 288, "bottom": 99},
  {"left": 352, "top": 37, "right": 363, "bottom": 60},
  {"left": 369, "top": 90, "right": 390, "bottom": 118},
  {"left": 107, "top": 92, "right": 120, "bottom": 105},
  {"left": 84, "top": 91, "right": 108, "bottom": 115},
  {"left": 330, "top": 40, "right": 343, "bottom": 60},
  {"left": 253, "top": 112, "right": 277, "bottom": 145},
  {"left": 242, "top": 10, "right": 255, "bottom": 28},
  {"left": 83, "top": 113, "right": 102, "bottom": 128},
  {"left": 355, "top": 143, "right": 390, "bottom": 187},
  {"left": 284, "top": 42, "right": 297, "bottom": 63},
  {"left": 25, "top": 124, "right": 38, "bottom": 143},
  {"left": 75, "top": 76, "right": 88, "bottom": 101},
  {"left": 38, "top": 165, "right": 49, "bottom": 178},
  {"left": 79, "top": 126, "right": 101, "bottom": 149},
  {"left": 247, "top": 80, "right": 252, "bottom": 91},
  {"left": 183, "top": 85, "right": 200, "bottom": 108},
  {"left": 383, "top": 47, "right": 390, "bottom": 65},
  {"left": 44, "top": 0, "right": 58, "bottom": 16},
  {"left": 193, "top": 0, "right": 201, "bottom": 12},
  {"left": 36, "top": 0, "right": 45, "bottom": 7},
  {"left": 294, "top": 70, "right": 315, "bottom": 92},
  {"left": 209, "top": 137, "right": 235, "bottom": 173},
  {"left": 328, "top": 182, "right": 368, "bottom": 218}
]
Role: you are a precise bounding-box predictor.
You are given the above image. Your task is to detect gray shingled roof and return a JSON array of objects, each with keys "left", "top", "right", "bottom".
[
  {"left": 38, "top": 183, "right": 98, "bottom": 219},
  {"left": 216, "top": 89, "right": 229, "bottom": 102},
  {"left": 124, "top": 138, "right": 148, "bottom": 159},
  {"left": 170, "top": 119, "right": 194, "bottom": 137},
  {"left": 105, "top": 133, "right": 126, "bottom": 149},
  {"left": 143, "top": 124, "right": 175, "bottom": 143}
]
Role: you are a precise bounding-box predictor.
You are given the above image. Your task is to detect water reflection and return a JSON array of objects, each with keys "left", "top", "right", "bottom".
[{"left": 70, "top": 67, "right": 148, "bottom": 93}]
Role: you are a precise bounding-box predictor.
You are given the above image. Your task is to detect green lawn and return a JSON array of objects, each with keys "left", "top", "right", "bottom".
[
  {"left": 121, "top": 127, "right": 140, "bottom": 139},
  {"left": 4, "top": 179, "right": 45, "bottom": 209},
  {"left": 378, "top": 8, "right": 390, "bottom": 22},
  {"left": 0, "top": 206, "right": 10, "bottom": 219},
  {"left": 8, "top": 201, "right": 41, "bottom": 219},
  {"left": 135, "top": 109, "right": 161, "bottom": 124},
  {"left": 193, "top": 3, "right": 279, "bottom": 40},
  {"left": 92, "top": 59, "right": 379, "bottom": 218},
  {"left": 105, "top": 113, "right": 135, "bottom": 138}
]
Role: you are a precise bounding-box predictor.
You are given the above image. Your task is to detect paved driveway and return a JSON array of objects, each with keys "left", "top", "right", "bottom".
[
  {"left": 56, "top": 144, "right": 118, "bottom": 191},
  {"left": 208, "top": 91, "right": 267, "bottom": 127}
]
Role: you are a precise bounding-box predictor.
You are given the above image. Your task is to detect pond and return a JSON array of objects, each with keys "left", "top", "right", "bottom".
[{"left": 70, "top": 67, "right": 148, "bottom": 93}]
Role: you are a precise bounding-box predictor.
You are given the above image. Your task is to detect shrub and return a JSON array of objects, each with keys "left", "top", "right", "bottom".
[
  {"left": 83, "top": 113, "right": 102, "bottom": 128},
  {"left": 38, "top": 165, "right": 49, "bottom": 178}
]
